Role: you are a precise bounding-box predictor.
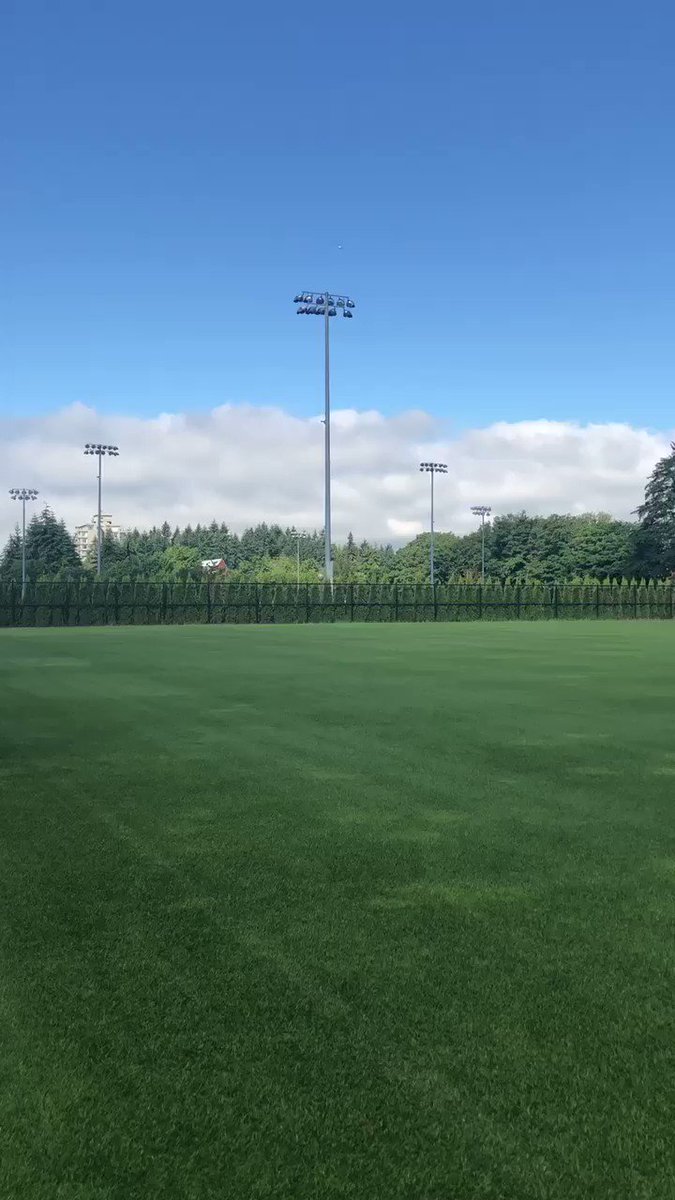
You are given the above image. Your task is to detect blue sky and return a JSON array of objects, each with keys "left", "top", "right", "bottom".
[{"left": 3, "top": 0, "right": 674, "bottom": 429}]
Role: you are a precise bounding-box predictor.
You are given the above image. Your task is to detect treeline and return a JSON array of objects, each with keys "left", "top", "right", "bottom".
[{"left": 2, "top": 442, "right": 674, "bottom": 583}]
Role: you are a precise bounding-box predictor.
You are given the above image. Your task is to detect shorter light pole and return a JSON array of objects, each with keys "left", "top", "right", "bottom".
[
  {"left": 9, "top": 488, "right": 39, "bottom": 601},
  {"left": 83, "top": 443, "right": 119, "bottom": 575},
  {"left": 471, "top": 505, "right": 492, "bottom": 582},
  {"left": 290, "top": 527, "right": 308, "bottom": 587},
  {"left": 419, "top": 463, "right": 447, "bottom": 585}
]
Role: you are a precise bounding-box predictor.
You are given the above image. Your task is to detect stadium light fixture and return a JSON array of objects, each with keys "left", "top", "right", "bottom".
[
  {"left": 9, "top": 488, "right": 39, "bottom": 601},
  {"left": 471, "top": 504, "right": 492, "bottom": 582},
  {"left": 293, "top": 290, "right": 355, "bottom": 583},
  {"left": 419, "top": 463, "right": 447, "bottom": 586},
  {"left": 83, "top": 443, "right": 119, "bottom": 576}
]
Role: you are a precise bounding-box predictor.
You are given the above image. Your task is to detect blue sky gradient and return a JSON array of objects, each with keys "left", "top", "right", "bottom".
[{"left": 4, "top": 0, "right": 674, "bottom": 428}]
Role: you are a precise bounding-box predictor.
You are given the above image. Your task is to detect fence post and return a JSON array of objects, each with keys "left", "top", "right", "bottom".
[
  {"left": 671, "top": 582, "right": 674, "bottom": 620},
  {"left": 394, "top": 583, "right": 399, "bottom": 622},
  {"left": 596, "top": 583, "right": 600, "bottom": 619},
  {"left": 633, "top": 583, "right": 638, "bottom": 620},
  {"left": 114, "top": 582, "right": 119, "bottom": 625},
  {"left": 516, "top": 584, "right": 522, "bottom": 620},
  {"left": 433, "top": 585, "right": 437, "bottom": 621},
  {"left": 478, "top": 583, "right": 483, "bottom": 621},
  {"left": 350, "top": 582, "right": 355, "bottom": 623},
  {"left": 161, "top": 582, "right": 168, "bottom": 624},
  {"left": 206, "top": 583, "right": 211, "bottom": 625},
  {"left": 10, "top": 580, "right": 16, "bottom": 626},
  {"left": 553, "top": 583, "right": 558, "bottom": 619},
  {"left": 255, "top": 585, "right": 260, "bottom": 624},
  {"left": 305, "top": 584, "right": 310, "bottom": 624}
]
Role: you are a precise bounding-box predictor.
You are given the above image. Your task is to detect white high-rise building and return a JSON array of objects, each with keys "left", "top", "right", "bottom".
[{"left": 74, "top": 514, "right": 125, "bottom": 561}]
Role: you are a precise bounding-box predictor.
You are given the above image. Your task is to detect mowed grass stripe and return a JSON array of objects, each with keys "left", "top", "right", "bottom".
[{"left": 0, "top": 623, "right": 673, "bottom": 1199}]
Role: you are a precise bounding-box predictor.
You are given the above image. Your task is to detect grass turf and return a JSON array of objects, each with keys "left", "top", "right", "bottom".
[{"left": 0, "top": 622, "right": 673, "bottom": 1200}]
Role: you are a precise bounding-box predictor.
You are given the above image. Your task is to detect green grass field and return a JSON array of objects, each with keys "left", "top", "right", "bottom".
[{"left": 1, "top": 623, "right": 673, "bottom": 1200}]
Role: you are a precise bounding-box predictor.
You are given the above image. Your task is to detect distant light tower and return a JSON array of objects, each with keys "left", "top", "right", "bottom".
[
  {"left": 294, "top": 290, "right": 355, "bottom": 583},
  {"left": 290, "top": 527, "right": 309, "bottom": 587},
  {"left": 83, "top": 443, "right": 119, "bottom": 576},
  {"left": 419, "top": 462, "right": 447, "bottom": 585},
  {"left": 471, "top": 505, "right": 492, "bottom": 582},
  {"left": 9, "top": 488, "right": 39, "bottom": 601}
]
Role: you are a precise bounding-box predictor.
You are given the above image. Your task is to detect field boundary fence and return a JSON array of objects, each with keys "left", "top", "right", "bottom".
[{"left": 1, "top": 580, "right": 674, "bottom": 627}]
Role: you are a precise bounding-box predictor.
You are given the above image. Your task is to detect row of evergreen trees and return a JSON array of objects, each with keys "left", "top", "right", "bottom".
[
  {"left": 1, "top": 442, "right": 674, "bottom": 583},
  {"left": 2, "top": 578, "right": 673, "bottom": 629}
]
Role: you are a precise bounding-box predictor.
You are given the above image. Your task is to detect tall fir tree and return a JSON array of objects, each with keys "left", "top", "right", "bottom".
[
  {"left": 0, "top": 526, "right": 23, "bottom": 582},
  {"left": 23, "top": 507, "right": 82, "bottom": 580},
  {"left": 633, "top": 442, "right": 675, "bottom": 577}
]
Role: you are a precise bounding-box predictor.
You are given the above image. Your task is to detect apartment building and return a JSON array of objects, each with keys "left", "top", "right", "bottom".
[{"left": 74, "top": 514, "right": 125, "bottom": 561}]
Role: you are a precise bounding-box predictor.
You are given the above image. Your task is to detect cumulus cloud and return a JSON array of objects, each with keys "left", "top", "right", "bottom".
[{"left": 0, "top": 403, "right": 670, "bottom": 545}]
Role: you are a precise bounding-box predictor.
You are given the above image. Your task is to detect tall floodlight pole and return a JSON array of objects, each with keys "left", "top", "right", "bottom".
[
  {"left": 9, "top": 488, "right": 39, "bottom": 601},
  {"left": 83, "top": 443, "right": 119, "bottom": 576},
  {"left": 294, "top": 291, "right": 355, "bottom": 583},
  {"left": 290, "top": 527, "right": 308, "bottom": 587},
  {"left": 419, "top": 463, "right": 447, "bottom": 585},
  {"left": 471, "top": 505, "right": 492, "bottom": 582}
]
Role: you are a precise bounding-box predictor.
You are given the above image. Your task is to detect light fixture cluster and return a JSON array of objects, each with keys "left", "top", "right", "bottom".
[
  {"left": 419, "top": 462, "right": 448, "bottom": 474},
  {"left": 294, "top": 292, "right": 355, "bottom": 318},
  {"left": 9, "top": 488, "right": 39, "bottom": 501},
  {"left": 84, "top": 443, "right": 119, "bottom": 456}
]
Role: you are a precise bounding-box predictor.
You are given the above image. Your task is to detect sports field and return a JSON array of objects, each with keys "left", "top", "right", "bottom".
[{"left": 1, "top": 623, "right": 673, "bottom": 1199}]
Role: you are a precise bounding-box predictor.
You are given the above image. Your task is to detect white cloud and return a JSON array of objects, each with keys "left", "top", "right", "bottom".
[{"left": 0, "top": 403, "right": 670, "bottom": 545}]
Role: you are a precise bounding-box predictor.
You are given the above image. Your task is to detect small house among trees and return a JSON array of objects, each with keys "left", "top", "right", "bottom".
[{"left": 201, "top": 559, "right": 228, "bottom": 573}]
